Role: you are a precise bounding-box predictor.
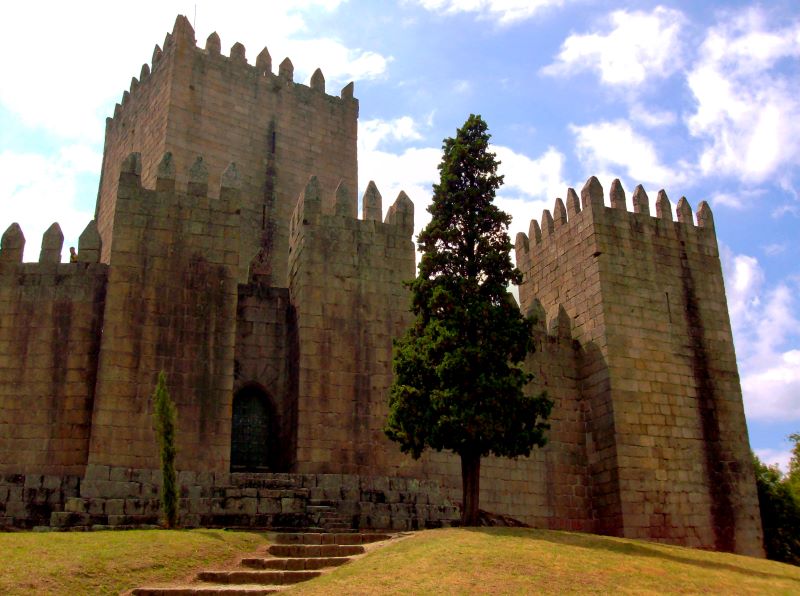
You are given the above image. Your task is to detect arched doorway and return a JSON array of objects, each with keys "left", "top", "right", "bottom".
[{"left": 230, "top": 385, "right": 275, "bottom": 472}]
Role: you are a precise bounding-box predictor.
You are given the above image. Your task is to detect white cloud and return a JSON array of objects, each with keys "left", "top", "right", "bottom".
[
  {"left": 0, "top": 148, "right": 99, "bottom": 262},
  {"left": 629, "top": 104, "right": 677, "bottom": 128},
  {"left": 763, "top": 243, "right": 787, "bottom": 256},
  {"left": 360, "top": 144, "right": 441, "bottom": 246},
  {"left": 541, "top": 6, "right": 685, "bottom": 86},
  {"left": 414, "top": 0, "right": 567, "bottom": 25},
  {"left": 358, "top": 115, "right": 441, "bottom": 240},
  {"left": 686, "top": 8, "right": 800, "bottom": 182},
  {"left": 286, "top": 38, "right": 391, "bottom": 87},
  {"left": 721, "top": 245, "right": 800, "bottom": 421},
  {"left": 709, "top": 188, "right": 766, "bottom": 211},
  {"left": 453, "top": 80, "right": 472, "bottom": 94},
  {"left": 742, "top": 350, "right": 800, "bottom": 422},
  {"left": 357, "top": 116, "right": 568, "bottom": 252},
  {"left": 495, "top": 146, "right": 566, "bottom": 204},
  {"left": 360, "top": 117, "right": 423, "bottom": 152},
  {"left": 494, "top": 145, "right": 567, "bottom": 246},
  {"left": 755, "top": 447, "right": 792, "bottom": 474},
  {"left": 710, "top": 192, "right": 745, "bottom": 210},
  {"left": 570, "top": 120, "right": 684, "bottom": 187},
  {"left": 0, "top": 1, "right": 387, "bottom": 142}
]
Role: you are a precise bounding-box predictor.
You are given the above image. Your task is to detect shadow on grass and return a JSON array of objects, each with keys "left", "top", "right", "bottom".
[{"left": 463, "top": 527, "right": 800, "bottom": 584}]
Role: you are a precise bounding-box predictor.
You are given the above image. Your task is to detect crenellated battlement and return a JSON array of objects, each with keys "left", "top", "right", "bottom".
[
  {"left": 107, "top": 15, "right": 356, "bottom": 135},
  {"left": 0, "top": 220, "right": 102, "bottom": 266},
  {"left": 515, "top": 176, "right": 717, "bottom": 282},
  {"left": 289, "top": 175, "right": 415, "bottom": 244},
  {"left": 114, "top": 151, "right": 242, "bottom": 216}
]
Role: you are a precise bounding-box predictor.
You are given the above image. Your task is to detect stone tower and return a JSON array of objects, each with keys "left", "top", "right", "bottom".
[
  {"left": 95, "top": 15, "right": 358, "bottom": 285},
  {"left": 515, "top": 178, "right": 762, "bottom": 554}
]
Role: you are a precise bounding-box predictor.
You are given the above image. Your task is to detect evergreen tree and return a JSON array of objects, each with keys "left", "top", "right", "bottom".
[
  {"left": 153, "top": 370, "right": 178, "bottom": 528},
  {"left": 787, "top": 432, "right": 800, "bottom": 495},
  {"left": 386, "top": 114, "right": 552, "bottom": 526}
]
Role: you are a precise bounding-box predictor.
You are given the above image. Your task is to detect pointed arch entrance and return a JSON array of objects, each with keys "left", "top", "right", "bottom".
[{"left": 230, "top": 385, "right": 276, "bottom": 472}]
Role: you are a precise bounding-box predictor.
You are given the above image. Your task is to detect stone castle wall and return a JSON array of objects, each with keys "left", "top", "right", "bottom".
[
  {"left": 420, "top": 323, "right": 593, "bottom": 532},
  {"left": 0, "top": 222, "right": 106, "bottom": 477},
  {"left": 85, "top": 152, "right": 241, "bottom": 479},
  {"left": 286, "top": 176, "right": 595, "bottom": 530},
  {"left": 287, "top": 176, "right": 416, "bottom": 475}
]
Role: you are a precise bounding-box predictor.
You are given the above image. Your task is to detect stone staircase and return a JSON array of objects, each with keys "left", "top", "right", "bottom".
[
  {"left": 130, "top": 531, "right": 395, "bottom": 595},
  {"left": 306, "top": 499, "right": 351, "bottom": 532}
]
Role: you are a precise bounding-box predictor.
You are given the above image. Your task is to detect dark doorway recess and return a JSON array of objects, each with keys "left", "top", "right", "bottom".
[{"left": 230, "top": 385, "right": 276, "bottom": 472}]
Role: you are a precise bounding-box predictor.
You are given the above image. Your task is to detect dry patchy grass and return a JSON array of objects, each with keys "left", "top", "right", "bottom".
[
  {"left": 288, "top": 528, "right": 800, "bottom": 595},
  {"left": 0, "top": 528, "right": 267, "bottom": 595}
]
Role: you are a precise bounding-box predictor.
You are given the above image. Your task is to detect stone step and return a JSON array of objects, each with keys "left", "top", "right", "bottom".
[
  {"left": 306, "top": 505, "right": 333, "bottom": 513},
  {"left": 270, "top": 526, "right": 325, "bottom": 533},
  {"left": 197, "top": 570, "right": 320, "bottom": 585},
  {"left": 132, "top": 585, "right": 280, "bottom": 595},
  {"left": 307, "top": 499, "right": 336, "bottom": 507},
  {"left": 322, "top": 523, "right": 351, "bottom": 531},
  {"left": 241, "top": 556, "right": 351, "bottom": 570},
  {"left": 273, "top": 532, "right": 391, "bottom": 545},
  {"left": 267, "top": 544, "right": 365, "bottom": 558}
]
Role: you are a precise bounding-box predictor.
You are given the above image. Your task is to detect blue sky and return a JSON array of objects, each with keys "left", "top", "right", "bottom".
[{"left": 1, "top": 1, "right": 799, "bottom": 469}]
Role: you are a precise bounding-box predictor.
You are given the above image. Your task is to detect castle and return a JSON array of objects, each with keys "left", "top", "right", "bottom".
[{"left": 0, "top": 16, "right": 763, "bottom": 556}]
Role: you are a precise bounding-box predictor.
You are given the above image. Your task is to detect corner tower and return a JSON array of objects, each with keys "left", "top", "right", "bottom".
[
  {"left": 95, "top": 15, "right": 358, "bottom": 285},
  {"left": 515, "top": 178, "right": 763, "bottom": 556}
]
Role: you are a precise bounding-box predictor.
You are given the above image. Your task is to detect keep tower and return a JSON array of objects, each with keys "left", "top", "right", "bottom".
[{"left": 95, "top": 15, "right": 358, "bottom": 285}]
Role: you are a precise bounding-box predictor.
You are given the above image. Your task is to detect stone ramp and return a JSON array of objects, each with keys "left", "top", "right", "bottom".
[{"left": 131, "top": 531, "right": 396, "bottom": 595}]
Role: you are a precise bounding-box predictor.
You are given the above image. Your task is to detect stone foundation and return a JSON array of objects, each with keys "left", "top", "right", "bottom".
[
  {"left": 1, "top": 468, "right": 459, "bottom": 531},
  {"left": 0, "top": 473, "right": 80, "bottom": 528}
]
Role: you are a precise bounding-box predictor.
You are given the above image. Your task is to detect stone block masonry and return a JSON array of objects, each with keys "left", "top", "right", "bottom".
[
  {"left": 96, "top": 15, "right": 358, "bottom": 286},
  {"left": 288, "top": 176, "right": 415, "bottom": 476},
  {"left": 0, "top": 14, "right": 763, "bottom": 557},
  {"left": 0, "top": 221, "right": 107, "bottom": 477},
  {"left": 87, "top": 152, "right": 241, "bottom": 478},
  {"left": 515, "top": 178, "right": 762, "bottom": 555}
]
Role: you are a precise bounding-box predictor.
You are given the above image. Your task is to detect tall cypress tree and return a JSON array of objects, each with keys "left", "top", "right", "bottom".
[
  {"left": 386, "top": 114, "right": 552, "bottom": 526},
  {"left": 153, "top": 370, "right": 178, "bottom": 528}
]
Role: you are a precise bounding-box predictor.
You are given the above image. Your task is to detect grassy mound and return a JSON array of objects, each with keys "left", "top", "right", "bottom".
[
  {"left": 0, "top": 528, "right": 267, "bottom": 595},
  {"left": 287, "top": 528, "right": 800, "bottom": 595}
]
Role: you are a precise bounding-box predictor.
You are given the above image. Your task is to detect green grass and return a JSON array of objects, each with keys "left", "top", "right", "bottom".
[
  {"left": 2, "top": 527, "right": 800, "bottom": 595},
  {"left": 0, "top": 528, "right": 268, "bottom": 595},
  {"left": 287, "top": 528, "right": 800, "bottom": 595}
]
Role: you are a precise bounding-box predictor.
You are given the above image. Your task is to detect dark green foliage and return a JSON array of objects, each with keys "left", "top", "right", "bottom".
[
  {"left": 386, "top": 114, "right": 552, "bottom": 525},
  {"left": 153, "top": 370, "right": 178, "bottom": 528},
  {"left": 753, "top": 446, "right": 800, "bottom": 564},
  {"left": 788, "top": 432, "right": 800, "bottom": 494}
]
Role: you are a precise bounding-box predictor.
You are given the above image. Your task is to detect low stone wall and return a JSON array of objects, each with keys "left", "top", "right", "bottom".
[
  {"left": 0, "top": 474, "right": 81, "bottom": 528},
  {"left": 2, "top": 467, "right": 460, "bottom": 531}
]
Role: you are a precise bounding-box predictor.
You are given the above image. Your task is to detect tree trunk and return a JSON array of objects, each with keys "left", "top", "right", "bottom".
[{"left": 461, "top": 451, "right": 481, "bottom": 526}]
